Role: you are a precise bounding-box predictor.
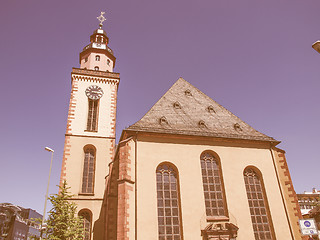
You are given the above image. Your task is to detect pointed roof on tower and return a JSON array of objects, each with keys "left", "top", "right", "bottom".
[{"left": 126, "top": 78, "right": 278, "bottom": 143}]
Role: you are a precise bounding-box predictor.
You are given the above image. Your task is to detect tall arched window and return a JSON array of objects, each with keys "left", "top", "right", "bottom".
[
  {"left": 244, "top": 168, "right": 275, "bottom": 240},
  {"left": 82, "top": 145, "right": 96, "bottom": 194},
  {"left": 200, "top": 151, "right": 227, "bottom": 218},
  {"left": 95, "top": 55, "right": 100, "bottom": 61},
  {"left": 78, "top": 209, "right": 92, "bottom": 240},
  {"left": 156, "top": 163, "right": 183, "bottom": 240},
  {"left": 86, "top": 99, "right": 99, "bottom": 131}
]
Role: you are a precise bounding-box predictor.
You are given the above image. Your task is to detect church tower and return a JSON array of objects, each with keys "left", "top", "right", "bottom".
[{"left": 60, "top": 12, "right": 119, "bottom": 240}]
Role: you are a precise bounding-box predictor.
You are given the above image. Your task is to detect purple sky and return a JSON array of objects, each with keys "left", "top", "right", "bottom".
[{"left": 1, "top": 0, "right": 319, "bottom": 214}]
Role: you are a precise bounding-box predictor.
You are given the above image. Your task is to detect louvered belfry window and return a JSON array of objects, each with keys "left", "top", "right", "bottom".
[
  {"left": 244, "top": 168, "right": 274, "bottom": 240},
  {"left": 82, "top": 146, "right": 95, "bottom": 194},
  {"left": 87, "top": 99, "right": 99, "bottom": 131},
  {"left": 79, "top": 210, "right": 91, "bottom": 240},
  {"left": 200, "top": 152, "right": 227, "bottom": 217},
  {"left": 156, "top": 164, "right": 183, "bottom": 240}
]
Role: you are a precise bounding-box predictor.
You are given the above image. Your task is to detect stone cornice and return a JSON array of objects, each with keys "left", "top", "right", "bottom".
[
  {"left": 71, "top": 68, "right": 120, "bottom": 84},
  {"left": 65, "top": 133, "right": 115, "bottom": 139}
]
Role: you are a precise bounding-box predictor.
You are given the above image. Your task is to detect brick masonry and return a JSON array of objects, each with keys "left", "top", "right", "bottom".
[
  {"left": 273, "top": 147, "right": 305, "bottom": 240},
  {"left": 104, "top": 136, "right": 135, "bottom": 240},
  {"left": 105, "top": 155, "right": 119, "bottom": 240},
  {"left": 116, "top": 139, "right": 134, "bottom": 240},
  {"left": 60, "top": 79, "right": 79, "bottom": 187}
]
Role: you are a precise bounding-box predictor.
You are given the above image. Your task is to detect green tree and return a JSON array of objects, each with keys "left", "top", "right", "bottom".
[{"left": 44, "top": 181, "right": 84, "bottom": 240}]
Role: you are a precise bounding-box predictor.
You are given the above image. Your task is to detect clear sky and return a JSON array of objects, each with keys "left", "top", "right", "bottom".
[{"left": 1, "top": 0, "right": 319, "bottom": 214}]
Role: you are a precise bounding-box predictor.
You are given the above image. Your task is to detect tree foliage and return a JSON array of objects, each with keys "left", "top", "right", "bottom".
[{"left": 44, "top": 181, "right": 84, "bottom": 240}]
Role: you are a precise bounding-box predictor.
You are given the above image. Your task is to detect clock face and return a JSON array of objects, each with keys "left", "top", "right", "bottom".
[{"left": 85, "top": 85, "right": 104, "bottom": 100}]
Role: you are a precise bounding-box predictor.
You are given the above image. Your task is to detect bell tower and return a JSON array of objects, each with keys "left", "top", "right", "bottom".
[{"left": 60, "top": 12, "right": 119, "bottom": 240}]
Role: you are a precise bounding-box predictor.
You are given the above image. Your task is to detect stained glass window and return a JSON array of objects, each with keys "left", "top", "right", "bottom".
[
  {"left": 79, "top": 210, "right": 91, "bottom": 240},
  {"left": 82, "top": 146, "right": 95, "bottom": 194},
  {"left": 87, "top": 99, "right": 99, "bottom": 131},
  {"left": 156, "top": 164, "right": 183, "bottom": 240},
  {"left": 200, "top": 152, "right": 227, "bottom": 217},
  {"left": 244, "top": 168, "right": 274, "bottom": 240}
]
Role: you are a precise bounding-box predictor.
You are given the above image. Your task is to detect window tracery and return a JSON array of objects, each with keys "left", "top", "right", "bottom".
[
  {"left": 86, "top": 99, "right": 99, "bottom": 131},
  {"left": 200, "top": 152, "right": 227, "bottom": 218},
  {"left": 81, "top": 146, "right": 96, "bottom": 194},
  {"left": 244, "top": 168, "right": 274, "bottom": 240},
  {"left": 79, "top": 210, "right": 92, "bottom": 240},
  {"left": 156, "top": 163, "right": 183, "bottom": 240}
]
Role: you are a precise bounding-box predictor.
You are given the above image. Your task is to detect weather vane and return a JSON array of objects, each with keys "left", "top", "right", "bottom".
[{"left": 97, "top": 11, "right": 106, "bottom": 28}]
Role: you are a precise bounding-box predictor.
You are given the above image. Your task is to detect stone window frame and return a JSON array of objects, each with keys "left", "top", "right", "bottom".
[
  {"left": 156, "top": 162, "right": 184, "bottom": 240},
  {"left": 80, "top": 145, "right": 96, "bottom": 195},
  {"left": 200, "top": 151, "right": 229, "bottom": 221},
  {"left": 78, "top": 209, "right": 92, "bottom": 240},
  {"left": 243, "top": 167, "right": 276, "bottom": 240}
]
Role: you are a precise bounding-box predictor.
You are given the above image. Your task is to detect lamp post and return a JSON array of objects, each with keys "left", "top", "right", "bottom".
[
  {"left": 40, "top": 147, "right": 54, "bottom": 240},
  {"left": 312, "top": 41, "right": 320, "bottom": 54}
]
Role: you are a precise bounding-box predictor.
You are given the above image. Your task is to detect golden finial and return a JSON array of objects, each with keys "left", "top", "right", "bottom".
[{"left": 97, "top": 11, "right": 106, "bottom": 28}]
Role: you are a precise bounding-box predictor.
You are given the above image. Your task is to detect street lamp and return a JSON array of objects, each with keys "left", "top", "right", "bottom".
[
  {"left": 40, "top": 147, "right": 54, "bottom": 240},
  {"left": 312, "top": 41, "right": 320, "bottom": 54}
]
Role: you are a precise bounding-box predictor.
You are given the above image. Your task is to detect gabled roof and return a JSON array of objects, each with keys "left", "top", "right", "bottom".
[{"left": 126, "top": 78, "right": 278, "bottom": 143}]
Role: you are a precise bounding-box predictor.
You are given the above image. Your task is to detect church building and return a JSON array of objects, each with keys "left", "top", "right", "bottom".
[{"left": 59, "top": 13, "right": 303, "bottom": 240}]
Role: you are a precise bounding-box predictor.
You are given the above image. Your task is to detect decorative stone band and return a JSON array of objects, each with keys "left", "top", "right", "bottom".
[
  {"left": 71, "top": 68, "right": 120, "bottom": 85},
  {"left": 72, "top": 68, "right": 120, "bottom": 78},
  {"left": 72, "top": 74, "right": 120, "bottom": 85}
]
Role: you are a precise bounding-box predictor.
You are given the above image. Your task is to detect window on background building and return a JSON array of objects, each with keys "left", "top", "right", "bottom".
[
  {"left": 81, "top": 146, "right": 96, "bottom": 194},
  {"left": 244, "top": 168, "right": 275, "bottom": 240},
  {"left": 78, "top": 210, "right": 92, "bottom": 240},
  {"left": 200, "top": 151, "right": 227, "bottom": 218},
  {"left": 95, "top": 55, "right": 100, "bottom": 61},
  {"left": 156, "top": 163, "right": 183, "bottom": 240},
  {"left": 94, "top": 66, "right": 99, "bottom": 71},
  {"left": 107, "top": 59, "right": 110, "bottom": 66},
  {"left": 86, "top": 99, "right": 99, "bottom": 131}
]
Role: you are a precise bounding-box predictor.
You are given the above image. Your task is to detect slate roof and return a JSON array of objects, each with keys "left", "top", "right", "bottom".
[{"left": 126, "top": 78, "right": 278, "bottom": 143}]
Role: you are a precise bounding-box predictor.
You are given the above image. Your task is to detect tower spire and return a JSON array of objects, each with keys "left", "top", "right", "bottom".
[
  {"left": 79, "top": 11, "right": 116, "bottom": 72},
  {"left": 97, "top": 11, "right": 106, "bottom": 29}
]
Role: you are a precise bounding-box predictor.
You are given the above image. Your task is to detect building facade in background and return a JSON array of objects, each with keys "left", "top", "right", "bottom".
[
  {"left": 0, "top": 203, "right": 42, "bottom": 240},
  {"left": 60, "top": 15, "right": 303, "bottom": 240},
  {"left": 297, "top": 188, "right": 320, "bottom": 216}
]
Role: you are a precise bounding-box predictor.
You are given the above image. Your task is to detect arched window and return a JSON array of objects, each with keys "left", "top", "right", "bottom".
[
  {"left": 78, "top": 209, "right": 92, "bottom": 240},
  {"left": 107, "top": 59, "right": 110, "bottom": 66},
  {"left": 81, "top": 146, "right": 96, "bottom": 194},
  {"left": 95, "top": 55, "right": 100, "bottom": 61},
  {"left": 200, "top": 151, "right": 227, "bottom": 218},
  {"left": 244, "top": 168, "right": 275, "bottom": 240},
  {"left": 156, "top": 163, "right": 183, "bottom": 240},
  {"left": 86, "top": 99, "right": 99, "bottom": 131},
  {"left": 94, "top": 66, "right": 99, "bottom": 71}
]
